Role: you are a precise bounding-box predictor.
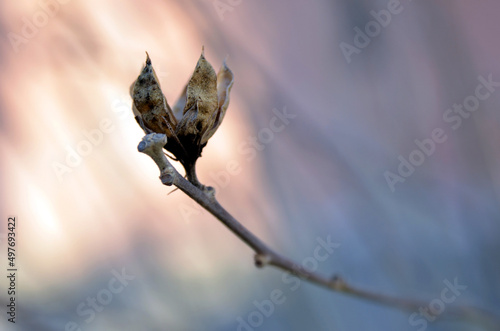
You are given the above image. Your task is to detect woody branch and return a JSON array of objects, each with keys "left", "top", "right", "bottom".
[{"left": 137, "top": 133, "right": 498, "bottom": 327}]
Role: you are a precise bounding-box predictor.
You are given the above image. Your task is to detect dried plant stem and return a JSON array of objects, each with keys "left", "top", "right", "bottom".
[{"left": 138, "top": 133, "right": 499, "bottom": 328}]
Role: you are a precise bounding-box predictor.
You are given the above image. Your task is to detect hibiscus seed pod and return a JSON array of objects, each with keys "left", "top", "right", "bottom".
[
  {"left": 201, "top": 58, "right": 234, "bottom": 145},
  {"left": 131, "top": 52, "right": 177, "bottom": 137},
  {"left": 176, "top": 49, "right": 218, "bottom": 140},
  {"left": 131, "top": 49, "right": 234, "bottom": 188}
]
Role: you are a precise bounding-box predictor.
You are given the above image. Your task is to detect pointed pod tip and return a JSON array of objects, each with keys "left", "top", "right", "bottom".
[
  {"left": 220, "top": 57, "right": 233, "bottom": 74},
  {"left": 199, "top": 45, "right": 207, "bottom": 60},
  {"left": 145, "top": 51, "right": 151, "bottom": 65}
]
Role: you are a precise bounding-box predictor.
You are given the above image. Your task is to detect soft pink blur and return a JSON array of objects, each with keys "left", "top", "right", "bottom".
[{"left": 0, "top": 0, "right": 277, "bottom": 297}]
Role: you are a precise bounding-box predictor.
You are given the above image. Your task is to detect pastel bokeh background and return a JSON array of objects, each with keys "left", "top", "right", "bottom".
[{"left": 1, "top": 0, "right": 499, "bottom": 330}]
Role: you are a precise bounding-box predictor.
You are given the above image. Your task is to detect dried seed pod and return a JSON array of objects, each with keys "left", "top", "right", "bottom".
[
  {"left": 201, "top": 59, "right": 234, "bottom": 145},
  {"left": 176, "top": 49, "right": 218, "bottom": 139},
  {"left": 131, "top": 53, "right": 177, "bottom": 137}
]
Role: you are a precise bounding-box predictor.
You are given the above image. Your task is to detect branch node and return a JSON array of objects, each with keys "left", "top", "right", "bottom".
[
  {"left": 203, "top": 186, "right": 216, "bottom": 201},
  {"left": 329, "top": 275, "right": 347, "bottom": 291},
  {"left": 138, "top": 133, "right": 176, "bottom": 184},
  {"left": 160, "top": 172, "right": 175, "bottom": 186},
  {"left": 254, "top": 254, "right": 272, "bottom": 268}
]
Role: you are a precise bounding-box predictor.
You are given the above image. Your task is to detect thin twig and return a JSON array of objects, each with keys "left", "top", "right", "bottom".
[{"left": 138, "top": 133, "right": 499, "bottom": 328}]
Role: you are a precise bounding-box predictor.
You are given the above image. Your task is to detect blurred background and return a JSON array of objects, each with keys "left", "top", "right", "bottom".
[{"left": 1, "top": 0, "right": 499, "bottom": 330}]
